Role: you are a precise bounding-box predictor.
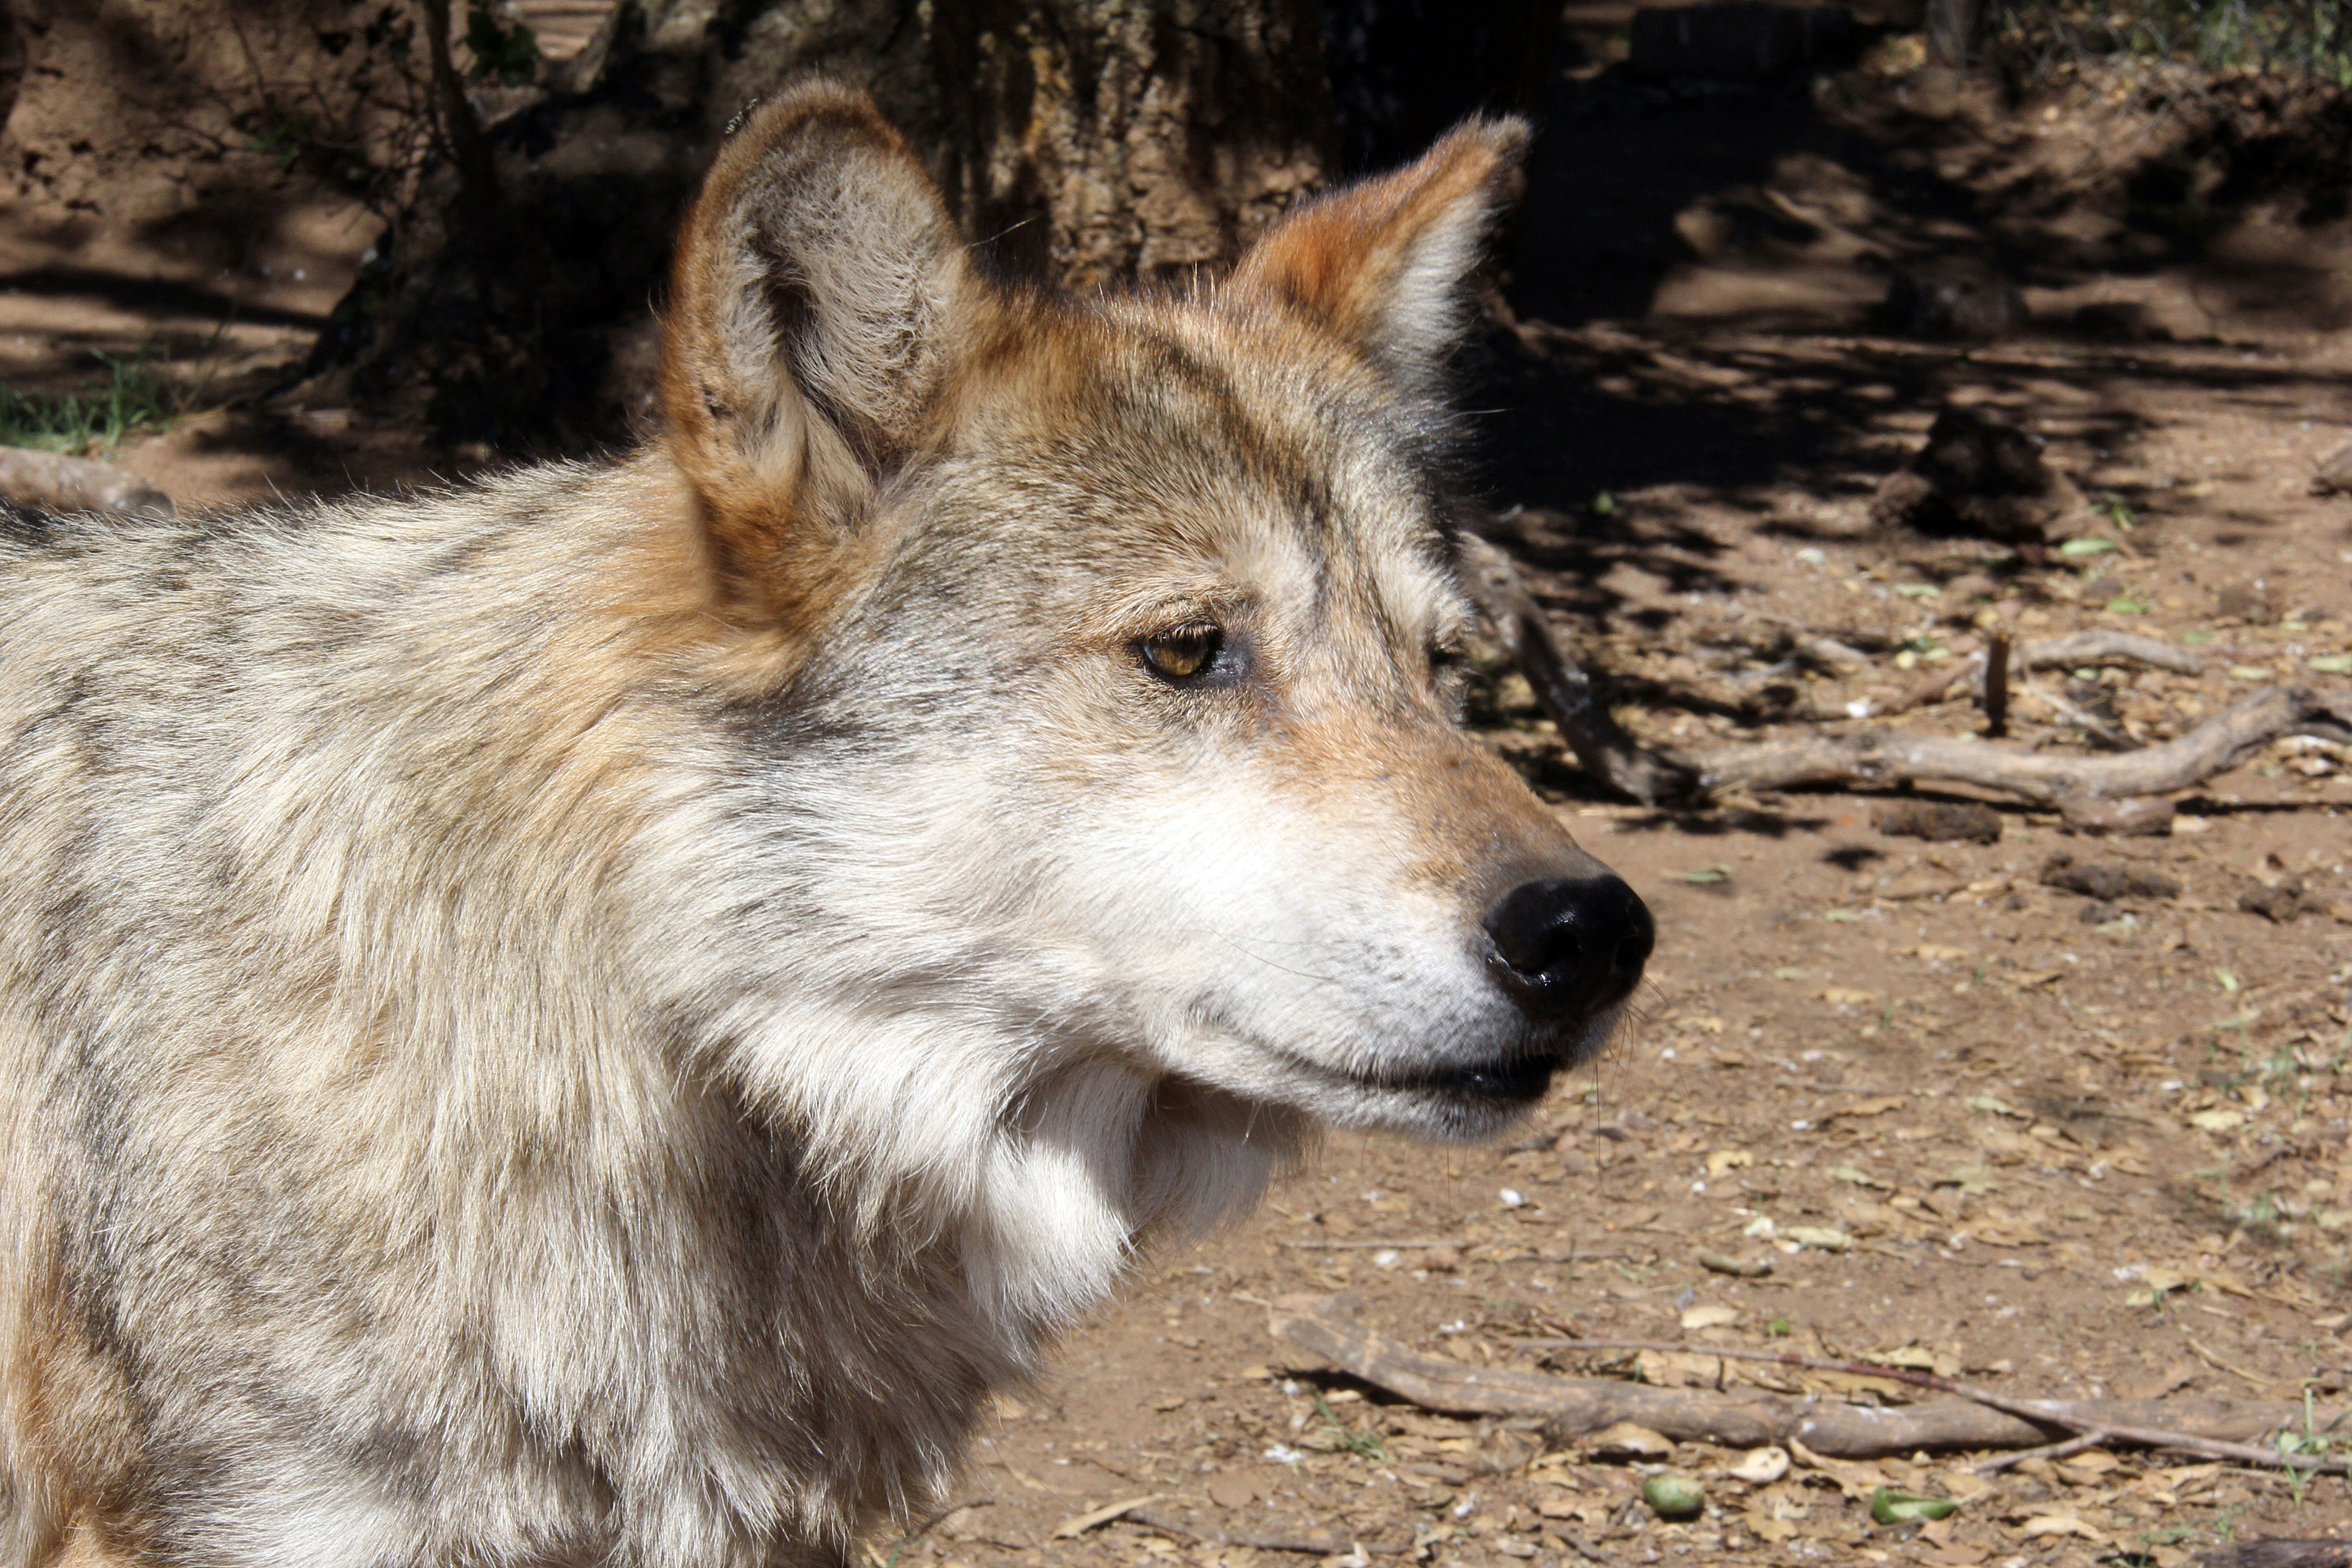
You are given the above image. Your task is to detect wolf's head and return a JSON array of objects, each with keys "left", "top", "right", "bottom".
[{"left": 652, "top": 83, "right": 1651, "bottom": 1307}]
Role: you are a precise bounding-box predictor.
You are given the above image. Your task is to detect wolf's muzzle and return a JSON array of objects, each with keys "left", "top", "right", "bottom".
[{"left": 1481, "top": 875, "right": 1654, "bottom": 1026}]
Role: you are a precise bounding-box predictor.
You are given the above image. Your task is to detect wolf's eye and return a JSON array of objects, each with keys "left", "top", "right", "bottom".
[
  {"left": 1139, "top": 625, "right": 1224, "bottom": 683},
  {"left": 1431, "top": 644, "right": 1472, "bottom": 717}
]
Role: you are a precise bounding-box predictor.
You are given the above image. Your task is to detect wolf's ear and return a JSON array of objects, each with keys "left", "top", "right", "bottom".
[
  {"left": 1225, "top": 117, "right": 1529, "bottom": 397},
  {"left": 660, "top": 82, "right": 982, "bottom": 618}
]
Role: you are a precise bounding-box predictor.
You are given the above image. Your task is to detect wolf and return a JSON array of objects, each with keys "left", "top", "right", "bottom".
[{"left": 0, "top": 82, "right": 1652, "bottom": 1567}]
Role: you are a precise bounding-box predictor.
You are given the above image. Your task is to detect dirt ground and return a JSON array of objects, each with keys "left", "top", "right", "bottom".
[{"left": 10, "top": 6, "right": 2352, "bottom": 1567}]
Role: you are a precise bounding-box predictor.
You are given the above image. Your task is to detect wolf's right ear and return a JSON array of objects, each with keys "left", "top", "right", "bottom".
[
  {"left": 660, "top": 83, "right": 982, "bottom": 621},
  {"left": 1224, "top": 117, "right": 1528, "bottom": 402}
]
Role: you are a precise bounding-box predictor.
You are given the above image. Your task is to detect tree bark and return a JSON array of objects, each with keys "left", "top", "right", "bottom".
[{"left": 313, "top": 0, "right": 1338, "bottom": 449}]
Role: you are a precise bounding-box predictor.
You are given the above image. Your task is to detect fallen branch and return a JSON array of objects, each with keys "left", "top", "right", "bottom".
[
  {"left": 1528, "top": 1338, "right": 2349, "bottom": 1477},
  {"left": 1456, "top": 534, "right": 1700, "bottom": 806},
  {"left": 1269, "top": 1296, "right": 2340, "bottom": 1468},
  {"left": 1695, "top": 684, "right": 2352, "bottom": 804},
  {"left": 2022, "top": 629, "right": 2205, "bottom": 676}
]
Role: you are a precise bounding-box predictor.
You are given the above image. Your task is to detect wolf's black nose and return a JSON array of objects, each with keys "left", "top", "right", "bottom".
[{"left": 1482, "top": 875, "right": 1653, "bottom": 1023}]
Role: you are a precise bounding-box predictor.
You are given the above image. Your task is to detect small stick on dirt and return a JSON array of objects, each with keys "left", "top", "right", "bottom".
[
  {"left": 1457, "top": 534, "right": 1700, "bottom": 806},
  {"left": 1694, "top": 684, "right": 2352, "bottom": 804},
  {"left": 1125, "top": 1507, "right": 1406, "bottom": 1557},
  {"left": 1984, "top": 631, "right": 2010, "bottom": 738},
  {"left": 1974, "top": 1431, "right": 2112, "bottom": 1474},
  {"left": 1276, "top": 1239, "right": 1455, "bottom": 1251}
]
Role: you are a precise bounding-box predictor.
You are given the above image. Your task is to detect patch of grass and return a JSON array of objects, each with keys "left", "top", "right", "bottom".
[
  {"left": 1308, "top": 1392, "right": 1389, "bottom": 1463},
  {"left": 0, "top": 347, "right": 196, "bottom": 456},
  {"left": 2275, "top": 1388, "right": 2351, "bottom": 1504}
]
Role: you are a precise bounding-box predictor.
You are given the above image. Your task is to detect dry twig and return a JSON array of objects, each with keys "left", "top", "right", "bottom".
[
  {"left": 1125, "top": 1507, "right": 1406, "bottom": 1558},
  {"left": 1974, "top": 1431, "right": 2113, "bottom": 1474}
]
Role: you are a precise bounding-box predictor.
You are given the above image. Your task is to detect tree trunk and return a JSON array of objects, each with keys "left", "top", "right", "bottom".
[{"left": 312, "top": 0, "right": 1338, "bottom": 450}]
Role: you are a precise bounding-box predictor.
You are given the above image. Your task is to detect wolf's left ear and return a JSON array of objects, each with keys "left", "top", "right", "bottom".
[
  {"left": 660, "top": 82, "right": 984, "bottom": 620},
  {"left": 1225, "top": 117, "right": 1529, "bottom": 398}
]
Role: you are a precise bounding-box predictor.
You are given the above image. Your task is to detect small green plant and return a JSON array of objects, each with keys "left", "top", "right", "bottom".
[
  {"left": 1767, "top": 1317, "right": 1793, "bottom": 1338},
  {"left": 2095, "top": 490, "right": 2138, "bottom": 530},
  {"left": 0, "top": 346, "right": 195, "bottom": 456},
  {"left": 2274, "top": 1387, "right": 2350, "bottom": 1503},
  {"left": 245, "top": 109, "right": 318, "bottom": 172},
  {"left": 1309, "top": 1392, "right": 1389, "bottom": 1463},
  {"left": 463, "top": 3, "right": 540, "bottom": 86}
]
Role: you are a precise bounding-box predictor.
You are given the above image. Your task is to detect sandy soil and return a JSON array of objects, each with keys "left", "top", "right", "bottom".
[{"left": 7, "top": 9, "right": 2352, "bottom": 1566}]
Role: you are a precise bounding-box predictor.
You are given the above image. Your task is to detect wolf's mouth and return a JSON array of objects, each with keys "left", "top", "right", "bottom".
[{"left": 1352, "top": 1050, "right": 1562, "bottom": 1103}]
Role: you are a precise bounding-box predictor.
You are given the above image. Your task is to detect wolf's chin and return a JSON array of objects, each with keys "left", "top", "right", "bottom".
[{"left": 1177, "top": 1009, "right": 1624, "bottom": 1144}]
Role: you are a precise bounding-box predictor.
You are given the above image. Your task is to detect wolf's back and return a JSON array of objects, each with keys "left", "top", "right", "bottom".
[{"left": 0, "top": 464, "right": 777, "bottom": 1565}]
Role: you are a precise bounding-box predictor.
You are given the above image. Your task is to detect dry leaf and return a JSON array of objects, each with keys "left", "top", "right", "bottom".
[
  {"left": 1585, "top": 1421, "right": 1673, "bottom": 1460},
  {"left": 2018, "top": 1513, "right": 2104, "bottom": 1543},
  {"left": 1783, "top": 1225, "right": 1853, "bottom": 1251},
  {"left": 1729, "top": 1446, "right": 1790, "bottom": 1484},
  {"left": 1967, "top": 1217, "right": 2049, "bottom": 1248},
  {"left": 1828, "top": 1095, "right": 1906, "bottom": 1119}
]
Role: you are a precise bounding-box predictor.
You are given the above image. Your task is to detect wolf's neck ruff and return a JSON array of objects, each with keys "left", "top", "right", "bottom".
[{"left": 0, "top": 81, "right": 1650, "bottom": 1568}]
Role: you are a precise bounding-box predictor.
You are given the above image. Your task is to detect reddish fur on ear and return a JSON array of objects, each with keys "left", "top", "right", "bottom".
[
  {"left": 1225, "top": 118, "right": 1529, "bottom": 393},
  {"left": 659, "top": 82, "right": 981, "bottom": 626}
]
